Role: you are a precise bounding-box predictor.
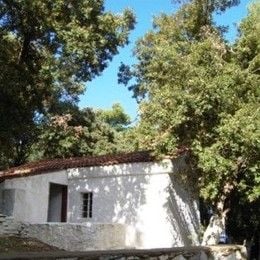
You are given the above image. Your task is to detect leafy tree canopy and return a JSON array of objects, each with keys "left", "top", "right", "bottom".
[
  {"left": 30, "top": 106, "right": 122, "bottom": 161},
  {"left": 0, "top": 0, "right": 135, "bottom": 167},
  {"left": 96, "top": 103, "right": 131, "bottom": 131},
  {"left": 119, "top": 0, "right": 260, "bottom": 243}
]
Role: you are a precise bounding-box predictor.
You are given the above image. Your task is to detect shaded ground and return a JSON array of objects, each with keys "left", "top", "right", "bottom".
[{"left": 0, "top": 236, "right": 61, "bottom": 253}]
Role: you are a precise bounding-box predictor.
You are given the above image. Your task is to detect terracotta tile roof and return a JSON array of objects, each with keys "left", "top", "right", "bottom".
[{"left": 0, "top": 151, "right": 155, "bottom": 181}]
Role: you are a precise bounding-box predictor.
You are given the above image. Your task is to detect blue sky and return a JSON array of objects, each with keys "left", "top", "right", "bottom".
[{"left": 79, "top": 0, "right": 251, "bottom": 122}]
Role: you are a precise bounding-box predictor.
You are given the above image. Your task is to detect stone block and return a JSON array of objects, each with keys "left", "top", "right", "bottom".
[
  {"left": 188, "top": 251, "right": 208, "bottom": 260},
  {"left": 173, "top": 255, "right": 186, "bottom": 260}
]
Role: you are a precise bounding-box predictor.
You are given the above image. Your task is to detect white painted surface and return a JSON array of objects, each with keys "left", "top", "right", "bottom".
[
  {"left": 0, "top": 171, "right": 67, "bottom": 223},
  {"left": 67, "top": 156, "right": 200, "bottom": 248},
  {"left": 0, "top": 156, "right": 200, "bottom": 249}
]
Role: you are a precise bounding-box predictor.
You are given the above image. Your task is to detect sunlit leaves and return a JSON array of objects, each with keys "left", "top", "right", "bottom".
[
  {"left": 0, "top": 0, "right": 135, "bottom": 167},
  {"left": 120, "top": 0, "right": 260, "bottom": 242}
]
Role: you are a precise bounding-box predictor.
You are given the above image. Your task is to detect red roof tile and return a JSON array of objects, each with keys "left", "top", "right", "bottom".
[
  {"left": 0, "top": 148, "right": 190, "bottom": 181},
  {"left": 0, "top": 151, "right": 155, "bottom": 181}
]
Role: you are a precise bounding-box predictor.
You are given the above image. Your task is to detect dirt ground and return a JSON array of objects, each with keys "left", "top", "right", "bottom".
[{"left": 0, "top": 236, "right": 61, "bottom": 253}]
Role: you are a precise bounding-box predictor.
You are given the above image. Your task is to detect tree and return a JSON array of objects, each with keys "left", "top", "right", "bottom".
[
  {"left": 96, "top": 103, "right": 141, "bottom": 153},
  {"left": 119, "top": 1, "right": 260, "bottom": 245},
  {"left": 30, "top": 107, "right": 116, "bottom": 160},
  {"left": 0, "top": 0, "right": 135, "bottom": 168},
  {"left": 96, "top": 103, "right": 131, "bottom": 131},
  {"left": 29, "top": 103, "right": 133, "bottom": 161}
]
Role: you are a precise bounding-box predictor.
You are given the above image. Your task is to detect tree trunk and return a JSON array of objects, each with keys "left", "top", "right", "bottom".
[
  {"left": 202, "top": 183, "right": 232, "bottom": 245},
  {"left": 201, "top": 213, "right": 226, "bottom": 245}
]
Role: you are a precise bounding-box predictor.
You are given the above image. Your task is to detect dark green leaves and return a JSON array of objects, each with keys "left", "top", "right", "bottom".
[
  {"left": 120, "top": 0, "right": 259, "bottom": 242},
  {"left": 0, "top": 0, "right": 135, "bottom": 168}
]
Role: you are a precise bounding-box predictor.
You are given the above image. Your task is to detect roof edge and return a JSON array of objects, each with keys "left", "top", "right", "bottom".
[{"left": 0, "top": 149, "right": 190, "bottom": 181}]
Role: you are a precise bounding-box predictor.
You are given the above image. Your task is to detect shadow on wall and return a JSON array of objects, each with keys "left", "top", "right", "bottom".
[
  {"left": 68, "top": 163, "right": 155, "bottom": 247},
  {"left": 67, "top": 157, "right": 200, "bottom": 248},
  {"left": 164, "top": 156, "right": 200, "bottom": 246},
  {"left": 68, "top": 163, "right": 152, "bottom": 224}
]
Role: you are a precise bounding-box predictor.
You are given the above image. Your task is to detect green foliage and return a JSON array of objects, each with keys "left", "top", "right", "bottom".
[
  {"left": 199, "top": 104, "right": 260, "bottom": 202},
  {"left": 0, "top": 0, "right": 135, "bottom": 168},
  {"left": 120, "top": 1, "right": 260, "bottom": 242},
  {"left": 115, "top": 126, "right": 141, "bottom": 153},
  {"left": 30, "top": 107, "right": 117, "bottom": 160},
  {"left": 173, "top": 0, "right": 240, "bottom": 13},
  {"left": 29, "top": 103, "right": 134, "bottom": 161},
  {"left": 96, "top": 103, "right": 131, "bottom": 131},
  {"left": 234, "top": 2, "right": 260, "bottom": 72}
]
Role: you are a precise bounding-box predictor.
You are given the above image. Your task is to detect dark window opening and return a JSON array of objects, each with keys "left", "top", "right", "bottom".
[{"left": 82, "top": 192, "right": 93, "bottom": 218}]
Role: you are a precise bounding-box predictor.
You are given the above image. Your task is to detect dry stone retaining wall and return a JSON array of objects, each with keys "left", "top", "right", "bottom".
[
  {"left": 0, "top": 246, "right": 247, "bottom": 259},
  {"left": 0, "top": 213, "right": 24, "bottom": 236},
  {"left": 21, "top": 222, "right": 127, "bottom": 251},
  {"left": 0, "top": 215, "right": 247, "bottom": 259}
]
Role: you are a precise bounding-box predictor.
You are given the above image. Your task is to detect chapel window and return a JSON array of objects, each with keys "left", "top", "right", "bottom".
[{"left": 82, "top": 192, "right": 93, "bottom": 218}]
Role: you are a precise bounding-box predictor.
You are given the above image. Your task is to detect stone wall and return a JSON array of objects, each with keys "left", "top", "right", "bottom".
[
  {"left": 70, "top": 246, "right": 247, "bottom": 259},
  {"left": 0, "top": 246, "right": 247, "bottom": 259},
  {"left": 0, "top": 215, "right": 247, "bottom": 259},
  {"left": 0, "top": 214, "right": 24, "bottom": 236},
  {"left": 21, "top": 222, "right": 128, "bottom": 251},
  {"left": 18, "top": 223, "right": 247, "bottom": 260}
]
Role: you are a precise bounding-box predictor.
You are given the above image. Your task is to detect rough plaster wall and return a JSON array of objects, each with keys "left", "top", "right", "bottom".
[
  {"left": 22, "top": 223, "right": 127, "bottom": 251},
  {"left": 67, "top": 157, "right": 200, "bottom": 249},
  {"left": 0, "top": 171, "right": 67, "bottom": 223},
  {"left": 21, "top": 223, "right": 247, "bottom": 259}
]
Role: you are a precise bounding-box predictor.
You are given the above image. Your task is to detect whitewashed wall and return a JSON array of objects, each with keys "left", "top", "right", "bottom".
[
  {"left": 0, "top": 156, "right": 200, "bottom": 249},
  {"left": 67, "top": 156, "right": 200, "bottom": 248},
  {"left": 0, "top": 171, "right": 67, "bottom": 223}
]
